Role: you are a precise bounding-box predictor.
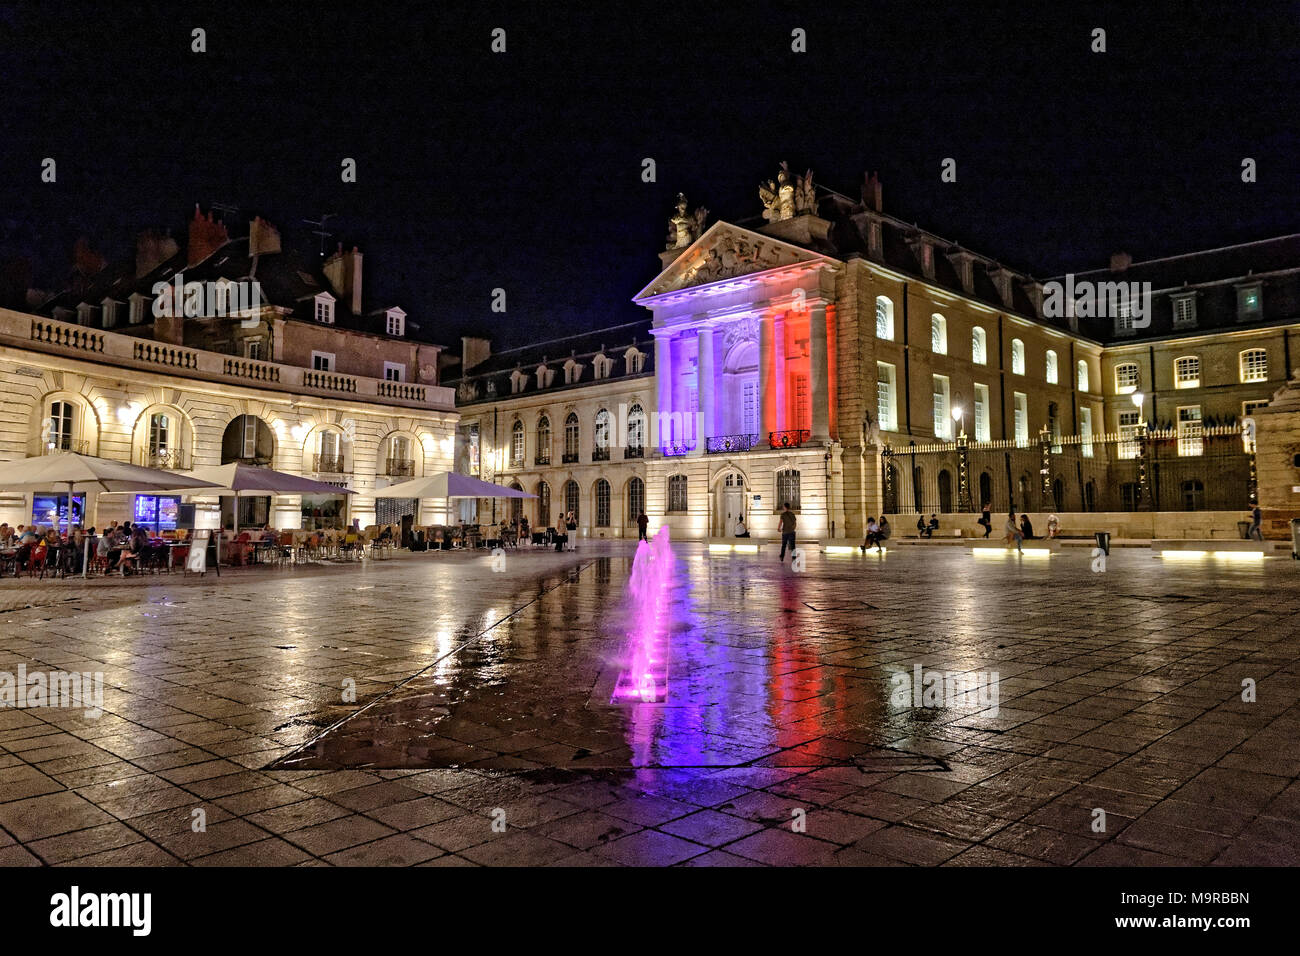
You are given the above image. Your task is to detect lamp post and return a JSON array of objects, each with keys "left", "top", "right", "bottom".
[
  {"left": 1132, "top": 390, "right": 1152, "bottom": 510},
  {"left": 952, "top": 405, "right": 970, "bottom": 512}
]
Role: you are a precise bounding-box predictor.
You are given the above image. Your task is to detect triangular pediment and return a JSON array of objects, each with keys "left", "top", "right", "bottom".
[{"left": 633, "top": 222, "right": 832, "bottom": 301}]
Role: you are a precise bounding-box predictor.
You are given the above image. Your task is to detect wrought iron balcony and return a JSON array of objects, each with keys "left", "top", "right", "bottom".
[
  {"left": 42, "top": 439, "right": 90, "bottom": 456},
  {"left": 624, "top": 446, "right": 644, "bottom": 460},
  {"left": 592, "top": 446, "right": 610, "bottom": 462},
  {"left": 561, "top": 452, "right": 579, "bottom": 464},
  {"left": 226, "top": 454, "right": 273, "bottom": 466},
  {"left": 662, "top": 441, "right": 695, "bottom": 457},
  {"left": 768, "top": 429, "right": 811, "bottom": 450},
  {"left": 385, "top": 458, "right": 415, "bottom": 477},
  {"left": 313, "top": 454, "right": 349, "bottom": 474},
  {"left": 534, "top": 453, "right": 551, "bottom": 466},
  {"left": 142, "top": 448, "right": 188, "bottom": 470},
  {"left": 706, "top": 433, "right": 761, "bottom": 455}
]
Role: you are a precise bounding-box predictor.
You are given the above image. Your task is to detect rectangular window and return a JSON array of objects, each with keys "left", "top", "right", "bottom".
[
  {"left": 1045, "top": 350, "right": 1058, "bottom": 384},
  {"left": 932, "top": 375, "right": 951, "bottom": 439},
  {"left": 1115, "top": 363, "right": 1139, "bottom": 393},
  {"left": 1240, "top": 349, "right": 1267, "bottom": 383},
  {"left": 48, "top": 401, "right": 74, "bottom": 451},
  {"left": 383, "top": 362, "right": 405, "bottom": 382},
  {"left": 743, "top": 381, "right": 759, "bottom": 435},
  {"left": 1174, "top": 356, "right": 1200, "bottom": 388},
  {"left": 148, "top": 413, "right": 170, "bottom": 455},
  {"left": 973, "top": 384, "right": 990, "bottom": 442},
  {"left": 1177, "top": 406, "right": 1203, "bottom": 457},
  {"left": 877, "top": 362, "right": 897, "bottom": 432},
  {"left": 386, "top": 312, "right": 404, "bottom": 336},
  {"left": 1173, "top": 296, "right": 1196, "bottom": 329},
  {"left": 311, "top": 351, "right": 335, "bottom": 372},
  {"left": 1080, "top": 407, "right": 1093, "bottom": 458},
  {"left": 793, "top": 374, "right": 810, "bottom": 432},
  {"left": 1013, "top": 392, "right": 1028, "bottom": 446},
  {"left": 244, "top": 340, "right": 264, "bottom": 361},
  {"left": 242, "top": 416, "right": 258, "bottom": 459},
  {"left": 1118, "top": 409, "right": 1140, "bottom": 460},
  {"left": 1237, "top": 284, "right": 1262, "bottom": 321}
]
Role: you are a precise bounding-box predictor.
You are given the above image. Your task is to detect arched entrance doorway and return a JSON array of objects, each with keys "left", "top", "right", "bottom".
[{"left": 714, "top": 471, "right": 747, "bottom": 536}]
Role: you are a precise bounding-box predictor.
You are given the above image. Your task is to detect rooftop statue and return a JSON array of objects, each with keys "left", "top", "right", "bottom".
[
  {"left": 760, "top": 162, "right": 815, "bottom": 222},
  {"left": 666, "top": 193, "right": 709, "bottom": 249}
]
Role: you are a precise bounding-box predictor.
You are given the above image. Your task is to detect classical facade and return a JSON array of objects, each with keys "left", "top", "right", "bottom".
[
  {"left": 449, "top": 165, "right": 1300, "bottom": 540},
  {"left": 0, "top": 208, "right": 456, "bottom": 532}
]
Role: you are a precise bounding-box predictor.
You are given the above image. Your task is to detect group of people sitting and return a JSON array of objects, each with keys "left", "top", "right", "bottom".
[
  {"left": 861, "top": 515, "right": 893, "bottom": 552},
  {"left": 0, "top": 521, "right": 178, "bottom": 576}
]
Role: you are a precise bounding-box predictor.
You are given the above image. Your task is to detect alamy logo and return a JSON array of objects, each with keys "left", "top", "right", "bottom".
[
  {"left": 152, "top": 272, "right": 263, "bottom": 325},
  {"left": 50, "top": 886, "right": 151, "bottom": 936},
  {"left": 889, "top": 664, "right": 1000, "bottom": 716},
  {"left": 1043, "top": 273, "right": 1151, "bottom": 328},
  {"left": 0, "top": 665, "right": 104, "bottom": 718}
]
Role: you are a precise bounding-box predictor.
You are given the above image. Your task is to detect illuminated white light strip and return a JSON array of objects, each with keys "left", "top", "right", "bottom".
[
  {"left": 972, "top": 548, "right": 1052, "bottom": 557},
  {"left": 708, "top": 544, "right": 733, "bottom": 553},
  {"left": 1158, "top": 550, "right": 1264, "bottom": 561}
]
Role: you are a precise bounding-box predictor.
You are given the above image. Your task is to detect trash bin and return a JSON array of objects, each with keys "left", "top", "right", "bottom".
[
  {"left": 1238, "top": 521, "right": 1254, "bottom": 540},
  {"left": 1094, "top": 531, "right": 1111, "bottom": 556},
  {"left": 1290, "top": 518, "right": 1300, "bottom": 559}
]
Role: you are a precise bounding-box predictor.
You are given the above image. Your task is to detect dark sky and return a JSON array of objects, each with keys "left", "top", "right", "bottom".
[{"left": 2, "top": 1, "right": 1297, "bottom": 349}]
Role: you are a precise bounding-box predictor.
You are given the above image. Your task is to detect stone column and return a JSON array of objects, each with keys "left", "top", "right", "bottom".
[
  {"left": 758, "top": 315, "right": 776, "bottom": 441},
  {"left": 654, "top": 332, "right": 672, "bottom": 449},
  {"left": 809, "top": 302, "right": 831, "bottom": 441},
  {"left": 697, "top": 326, "right": 715, "bottom": 444}
]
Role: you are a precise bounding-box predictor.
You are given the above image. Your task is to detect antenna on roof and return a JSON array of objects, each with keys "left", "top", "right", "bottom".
[
  {"left": 211, "top": 201, "right": 239, "bottom": 224},
  {"left": 302, "top": 214, "right": 337, "bottom": 257}
]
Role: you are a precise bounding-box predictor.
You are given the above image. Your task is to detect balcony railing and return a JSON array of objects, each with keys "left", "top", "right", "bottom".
[
  {"left": 313, "top": 454, "right": 349, "bottom": 474},
  {"left": 706, "top": 433, "right": 761, "bottom": 455},
  {"left": 592, "top": 445, "right": 610, "bottom": 462},
  {"left": 562, "top": 452, "right": 579, "bottom": 464},
  {"left": 227, "top": 454, "right": 273, "bottom": 466},
  {"left": 624, "top": 446, "right": 644, "bottom": 460},
  {"left": 662, "top": 441, "right": 695, "bottom": 457},
  {"left": 535, "top": 453, "right": 551, "bottom": 466},
  {"left": 768, "top": 429, "right": 811, "bottom": 450},
  {"left": 142, "top": 448, "right": 188, "bottom": 470},
  {"left": 385, "top": 458, "right": 415, "bottom": 477},
  {"left": 42, "top": 439, "right": 90, "bottom": 456}
]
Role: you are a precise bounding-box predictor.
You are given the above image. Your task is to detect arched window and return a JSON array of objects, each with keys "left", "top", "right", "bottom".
[
  {"left": 1011, "top": 339, "right": 1025, "bottom": 375},
  {"left": 627, "top": 404, "right": 645, "bottom": 457},
  {"left": 931, "top": 313, "right": 947, "bottom": 354},
  {"left": 1076, "top": 359, "right": 1089, "bottom": 392},
  {"left": 510, "top": 419, "right": 524, "bottom": 466},
  {"left": 222, "top": 414, "right": 274, "bottom": 465},
  {"left": 509, "top": 482, "right": 524, "bottom": 523},
  {"left": 627, "top": 477, "right": 645, "bottom": 521},
  {"left": 1045, "top": 349, "right": 1058, "bottom": 384},
  {"left": 536, "top": 480, "right": 551, "bottom": 526},
  {"left": 593, "top": 409, "right": 611, "bottom": 461},
  {"left": 972, "top": 326, "right": 987, "bottom": 365},
  {"left": 563, "top": 479, "right": 580, "bottom": 520},
  {"left": 564, "top": 412, "right": 580, "bottom": 461},
  {"left": 937, "top": 470, "right": 953, "bottom": 513},
  {"left": 595, "top": 479, "right": 611, "bottom": 526},
  {"left": 876, "top": 295, "right": 894, "bottom": 340},
  {"left": 1239, "top": 348, "right": 1267, "bottom": 383},
  {"left": 667, "top": 474, "right": 688, "bottom": 512},
  {"left": 1174, "top": 356, "right": 1200, "bottom": 389},
  {"left": 1114, "top": 363, "right": 1139, "bottom": 393},
  {"left": 535, "top": 415, "right": 551, "bottom": 465},
  {"left": 777, "top": 469, "right": 801, "bottom": 510}
]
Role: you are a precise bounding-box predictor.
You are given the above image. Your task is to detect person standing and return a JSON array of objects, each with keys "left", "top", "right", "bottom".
[
  {"left": 778, "top": 502, "right": 797, "bottom": 561},
  {"left": 565, "top": 511, "right": 578, "bottom": 551},
  {"left": 1249, "top": 503, "right": 1263, "bottom": 541},
  {"left": 637, "top": 511, "right": 649, "bottom": 542},
  {"left": 978, "top": 503, "right": 992, "bottom": 538}
]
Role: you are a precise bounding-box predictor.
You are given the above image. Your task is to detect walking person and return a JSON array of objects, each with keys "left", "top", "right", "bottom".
[
  {"left": 637, "top": 511, "right": 649, "bottom": 542},
  {"left": 1003, "top": 511, "right": 1023, "bottom": 553},
  {"left": 1248, "top": 503, "right": 1263, "bottom": 541},
  {"left": 978, "top": 502, "right": 992, "bottom": 538},
  {"left": 778, "top": 502, "right": 797, "bottom": 561}
]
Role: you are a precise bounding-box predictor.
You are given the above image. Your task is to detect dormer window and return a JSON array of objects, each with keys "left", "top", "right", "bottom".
[
  {"left": 511, "top": 369, "right": 528, "bottom": 394},
  {"left": 76, "top": 302, "right": 95, "bottom": 327},
  {"left": 535, "top": 364, "right": 555, "bottom": 389},
  {"left": 314, "top": 293, "right": 335, "bottom": 325},
  {"left": 1171, "top": 292, "right": 1197, "bottom": 330},
  {"left": 1236, "top": 283, "right": 1262, "bottom": 322},
  {"left": 129, "top": 293, "right": 148, "bottom": 326},
  {"left": 564, "top": 360, "right": 582, "bottom": 385},
  {"left": 385, "top": 308, "right": 406, "bottom": 337},
  {"left": 101, "top": 298, "right": 119, "bottom": 329},
  {"left": 625, "top": 348, "right": 645, "bottom": 374},
  {"left": 593, "top": 354, "right": 612, "bottom": 380}
]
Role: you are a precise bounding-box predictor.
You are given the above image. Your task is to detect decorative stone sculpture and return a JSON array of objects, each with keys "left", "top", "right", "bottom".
[
  {"left": 760, "top": 162, "right": 815, "bottom": 222},
  {"left": 666, "top": 193, "right": 709, "bottom": 249}
]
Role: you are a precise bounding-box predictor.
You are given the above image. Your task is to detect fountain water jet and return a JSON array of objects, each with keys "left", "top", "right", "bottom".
[{"left": 611, "top": 527, "right": 675, "bottom": 704}]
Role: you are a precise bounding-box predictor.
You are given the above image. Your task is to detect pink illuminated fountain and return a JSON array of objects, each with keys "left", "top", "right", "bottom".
[{"left": 611, "top": 527, "right": 674, "bottom": 703}]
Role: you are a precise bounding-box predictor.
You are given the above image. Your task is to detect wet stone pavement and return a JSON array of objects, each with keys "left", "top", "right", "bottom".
[{"left": 1, "top": 541, "right": 1298, "bottom": 866}]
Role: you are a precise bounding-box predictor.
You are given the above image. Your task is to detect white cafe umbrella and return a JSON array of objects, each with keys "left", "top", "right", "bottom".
[
  {"left": 0, "top": 452, "right": 224, "bottom": 576},
  {"left": 375, "top": 471, "right": 534, "bottom": 525},
  {"left": 159, "top": 463, "right": 356, "bottom": 533}
]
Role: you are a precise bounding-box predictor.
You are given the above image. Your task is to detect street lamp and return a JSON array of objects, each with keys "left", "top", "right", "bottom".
[
  {"left": 951, "top": 404, "right": 965, "bottom": 439},
  {"left": 1131, "top": 390, "right": 1152, "bottom": 510},
  {"left": 952, "top": 405, "right": 971, "bottom": 512}
]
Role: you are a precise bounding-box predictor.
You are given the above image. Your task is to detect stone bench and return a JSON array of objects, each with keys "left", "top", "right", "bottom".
[
  {"left": 971, "top": 538, "right": 1062, "bottom": 553},
  {"left": 1153, "top": 539, "right": 1267, "bottom": 553},
  {"left": 706, "top": 537, "right": 766, "bottom": 553}
]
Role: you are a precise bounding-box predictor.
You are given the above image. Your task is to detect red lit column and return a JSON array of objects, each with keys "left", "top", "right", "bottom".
[{"left": 809, "top": 301, "right": 831, "bottom": 442}]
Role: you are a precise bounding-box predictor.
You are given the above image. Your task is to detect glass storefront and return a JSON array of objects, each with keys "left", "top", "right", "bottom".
[
  {"left": 301, "top": 494, "right": 346, "bottom": 531},
  {"left": 133, "top": 495, "right": 181, "bottom": 532},
  {"left": 31, "top": 492, "right": 85, "bottom": 531}
]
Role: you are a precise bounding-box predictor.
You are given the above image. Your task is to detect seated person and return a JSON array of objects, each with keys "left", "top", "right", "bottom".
[
  {"left": 1020, "top": 514, "right": 1035, "bottom": 540},
  {"left": 734, "top": 517, "right": 750, "bottom": 538},
  {"left": 861, "top": 517, "right": 879, "bottom": 551},
  {"left": 927, "top": 515, "right": 940, "bottom": 536},
  {"left": 1046, "top": 514, "right": 1060, "bottom": 538},
  {"left": 916, "top": 514, "right": 928, "bottom": 537},
  {"left": 0, "top": 523, "right": 11, "bottom": 547},
  {"left": 877, "top": 516, "right": 892, "bottom": 541},
  {"left": 20, "top": 525, "right": 39, "bottom": 546}
]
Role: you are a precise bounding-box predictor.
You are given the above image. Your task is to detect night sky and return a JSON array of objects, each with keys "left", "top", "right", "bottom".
[{"left": 1, "top": 1, "right": 1297, "bottom": 349}]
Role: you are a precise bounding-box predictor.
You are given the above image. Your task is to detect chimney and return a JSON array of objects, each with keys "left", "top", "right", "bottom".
[
  {"left": 322, "top": 243, "right": 346, "bottom": 297},
  {"left": 345, "top": 246, "right": 362, "bottom": 314},
  {"left": 187, "top": 205, "right": 229, "bottom": 267},
  {"left": 1110, "top": 251, "right": 1132, "bottom": 273},
  {"left": 249, "top": 217, "right": 282, "bottom": 257},
  {"left": 322, "top": 243, "right": 363, "bottom": 313},
  {"left": 462, "top": 336, "right": 491, "bottom": 372},
  {"left": 861, "top": 171, "right": 883, "bottom": 212},
  {"left": 135, "top": 229, "right": 179, "bottom": 278}
]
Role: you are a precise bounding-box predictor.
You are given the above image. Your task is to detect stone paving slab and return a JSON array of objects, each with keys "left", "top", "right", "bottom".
[{"left": 1, "top": 542, "right": 1297, "bottom": 866}]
